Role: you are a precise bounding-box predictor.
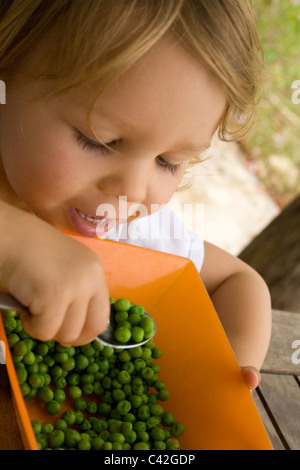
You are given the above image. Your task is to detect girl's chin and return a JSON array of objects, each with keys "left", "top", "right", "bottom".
[{"left": 67, "top": 206, "right": 116, "bottom": 238}]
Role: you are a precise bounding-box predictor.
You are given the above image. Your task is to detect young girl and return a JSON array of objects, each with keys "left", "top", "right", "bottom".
[{"left": 0, "top": 0, "right": 271, "bottom": 389}]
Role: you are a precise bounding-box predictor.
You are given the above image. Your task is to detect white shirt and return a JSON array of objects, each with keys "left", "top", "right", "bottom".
[{"left": 99, "top": 206, "right": 204, "bottom": 273}]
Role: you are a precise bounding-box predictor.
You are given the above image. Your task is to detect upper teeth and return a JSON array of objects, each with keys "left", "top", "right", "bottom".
[{"left": 76, "top": 209, "right": 106, "bottom": 224}]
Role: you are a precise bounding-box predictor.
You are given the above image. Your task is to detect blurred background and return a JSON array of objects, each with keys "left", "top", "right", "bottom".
[{"left": 169, "top": 0, "right": 300, "bottom": 256}]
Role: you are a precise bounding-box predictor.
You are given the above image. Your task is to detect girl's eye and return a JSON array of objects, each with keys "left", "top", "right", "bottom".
[
  {"left": 156, "top": 155, "right": 181, "bottom": 176},
  {"left": 76, "top": 130, "right": 113, "bottom": 155}
]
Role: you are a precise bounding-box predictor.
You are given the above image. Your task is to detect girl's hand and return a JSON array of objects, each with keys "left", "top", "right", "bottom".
[
  {"left": 0, "top": 203, "right": 110, "bottom": 346},
  {"left": 241, "top": 366, "right": 261, "bottom": 390}
]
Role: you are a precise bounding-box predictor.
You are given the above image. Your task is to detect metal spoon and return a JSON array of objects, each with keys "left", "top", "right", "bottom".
[{"left": 0, "top": 292, "right": 156, "bottom": 349}]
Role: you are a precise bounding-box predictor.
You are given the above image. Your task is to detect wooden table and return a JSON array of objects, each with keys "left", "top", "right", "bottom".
[
  {"left": 0, "top": 309, "right": 299, "bottom": 450},
  {"left": 252, "top": 309, "right": 300, "bottom": 450}
]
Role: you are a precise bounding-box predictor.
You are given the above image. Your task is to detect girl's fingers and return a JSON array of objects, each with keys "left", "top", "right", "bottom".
[
  {"left": 58, "top": 295, "right": 110, "bottom": 346},
  {"left": 241, "top": 366, "right": 261, "bottom": 390}
]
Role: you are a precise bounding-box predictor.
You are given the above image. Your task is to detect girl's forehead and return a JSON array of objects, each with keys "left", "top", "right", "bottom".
[{"left": 88, "top": 37, "right": 226, "bottom": 143}]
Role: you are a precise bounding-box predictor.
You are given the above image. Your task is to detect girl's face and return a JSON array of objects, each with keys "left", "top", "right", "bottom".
[{"left": 0, "top": 35, "right": 226, "bottom": 238}]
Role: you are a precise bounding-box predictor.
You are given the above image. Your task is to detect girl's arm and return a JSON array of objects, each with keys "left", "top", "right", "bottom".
[{"left": 201, "top": 241, "right": 272, "bottom": 375}]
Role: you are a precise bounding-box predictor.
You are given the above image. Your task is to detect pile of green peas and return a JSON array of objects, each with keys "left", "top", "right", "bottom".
[
  {"left": 1, "top": 298, "right": 185, "bottom": 450},
  {"left": 111, "top": 298, "right": 156, "bottom": 345}
]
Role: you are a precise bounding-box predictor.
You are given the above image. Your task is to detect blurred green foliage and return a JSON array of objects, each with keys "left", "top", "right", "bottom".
[{"left": 242, "top": 0, "right": 300, "bottom": 199}]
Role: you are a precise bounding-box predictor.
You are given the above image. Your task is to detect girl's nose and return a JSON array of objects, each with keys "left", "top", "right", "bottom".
[{"left": 97, "top": 160, "right": 152, "bottom": 203}]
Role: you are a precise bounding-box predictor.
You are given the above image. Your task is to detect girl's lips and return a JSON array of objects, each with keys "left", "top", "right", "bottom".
[{"left": 67, "top": 206, "right": 116, "bottom": 238}]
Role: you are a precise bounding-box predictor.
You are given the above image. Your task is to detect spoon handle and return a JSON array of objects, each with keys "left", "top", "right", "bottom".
[{"left": 0, "top": 292, "right": 28, "bottom": 314}]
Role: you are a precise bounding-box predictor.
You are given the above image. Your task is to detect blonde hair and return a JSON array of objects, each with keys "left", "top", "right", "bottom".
[{"left": 0, "top": 0, "right": 263, "bottom": 142}]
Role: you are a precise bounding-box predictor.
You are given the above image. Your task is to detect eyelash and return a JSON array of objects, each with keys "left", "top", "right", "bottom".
[
  {"left": 76, "top": 131, "right": 112, "bottom": 155},
  {"left": 155, "top": 156, "right": 182, "bottom": 176},
  {"left": 76, "top": 130, "right": 181, "bottom": 175}
]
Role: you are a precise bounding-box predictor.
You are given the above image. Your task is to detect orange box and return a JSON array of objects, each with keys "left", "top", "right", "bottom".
[{"left": 0, "top": 234, "right": 273, "bottom": 450}]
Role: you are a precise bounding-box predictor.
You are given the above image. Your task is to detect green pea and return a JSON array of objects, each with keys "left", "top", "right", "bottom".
[
  {"left": 78, "top": 439, "right": 91, "bottom": 450},
  {"left": 65, "top": 429, "right": 81, "bottom": 448},
  {"left": 157, "top": 389, "right": 170, "bottom": 401},
  {"left": 137, "top": 430, "right": 149, "bottom": 442},
  {"left": 54, "top": 352, "right": 69, "bottom": 364},
  {"left": 102, "top": 441, "right": 113, "bottom": 450},
  {"left": 141, "top": 367, "right": 154, "bottom": 381},
  {"left": 80, "top": 343, "right": 95, "bottom": 357},
  {"left": 124, "top": 430, "right": 137, "bottom": 445},
  {"left": 114, "top": 298, "right": 131, "bottom": 311},
  {"left": 54, "top": 419, "right": 68, "bottom": 431},
  {"left": 53, "top": 377, "right": 67, "bottom": 389},
  {"left": 42, "top": 423, "right": 54, "bottom": 435},
  {"left": 150, "top": 403, "right": 163, "bottom": 416},
  {"left": 116, "top": 399, "right": 131, "bottom": 416},
  {"left": 117, "top": 370, "right": 131, "bottom": 384},
  {"left": 80, "top": 373, "right": 94, "bottom": 384},
  {"left": 37, "top": 386, "right": 54, "bottom": 403},
  {"left": 146, "top": 416, "right": 161, "bottom": 429},
  {"left": 87, "top": 362, "right": 99, "bottom": 374},
  {"left": 97, "top": 402, "right": 111, "bottom": 416},
  {"left": 31, "top": 420, "right": 42, "bottom": 435},
  {"left": 35, "top": 343, "right": 49, "bottom": 356},
  {"left": 75, "top": 354, "right": 89, "bottom": 370},
  {"left": 20, "top": 382, "right": 31, "bottom": 396},
  {"left": 50, "top": 365, "right": 63, "bottom": 378},
  {"left": 171, "top": 422, "right": 185, "bottom": 437},
  {"left": 114, "top": 326, "right": 131, "bottom": 344},
  {"left": 152, "top": 347, "right": 162, "bottom": 359},
  {"left": 110, "top": 432, "right": 125, "bottom": 444},
  {"left": 61, "top": 410, "right": 76, "bottom": 425},
  {"left": 7, "top": 333, "right": 20, "bottom": 348},
  {"left": 115, "top": 311, "right": 128, "bottom": 323},
  {"left": 162, "top": 411, "right": 174, "bottom": 427},
  {"left": 45, "top": 400, "right": 61, "bottom": 415},
  {"left": 153, "top": 440, "right": 167, "bottom": 450},
  {"left": 137, "top": 405, "right": 150, "bottom": 421},
  {"left": 28, "top": 373, "right": 44, "bottom": 388},
  {"left": 151, "top": 427, "right": 166, "bottom": 441},
  {"left": 48, "top": 429, "right": 65, "bottom": 448},
  {"left": 86, "top": 401, "right": 97, "bottom": 414},
  {"left": 62, "top": 357, "right": 76, "bottom": 371},
  {"left": 23, "top": 351, "right": 36, "bottom": 365},
  {"left": 53, "top": 388, "right": 66, "bottom": 403},
  {"left": 69, "top": 385, "right": 82, "bottom": 399},
  {"left": 3, "top": 316, "right": 17, "bottom": 332},
  {"left": 129, "top": 305, "right": 145, "bottom": 315},
  {"left": 128, "top": 313, "right": 142, "bottom": 326},
  {"left": 74, "top": 397, "right": 87, "bottom": 411},
  {"left": 16, "top": 367, "right": 28, "bottom": 385},
  {"left": 13, "top": 340, "right": 28, "bottom": 356},
  {"left": 131, "top": 326, "right": 144, "bottom": 343},
  {"left": 133, "top": 442, "right": 151, "bottom": 450},
  {"left": 166, "top": 437, "right": 181, "bottom": 450},
  {"left": 129, "top": 346, "right": 143, "bottom": 358}
]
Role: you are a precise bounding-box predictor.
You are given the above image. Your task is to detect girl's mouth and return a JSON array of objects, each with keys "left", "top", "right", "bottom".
[{"left": 67, "top": 206, "right": 117, "bottom": 238}]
